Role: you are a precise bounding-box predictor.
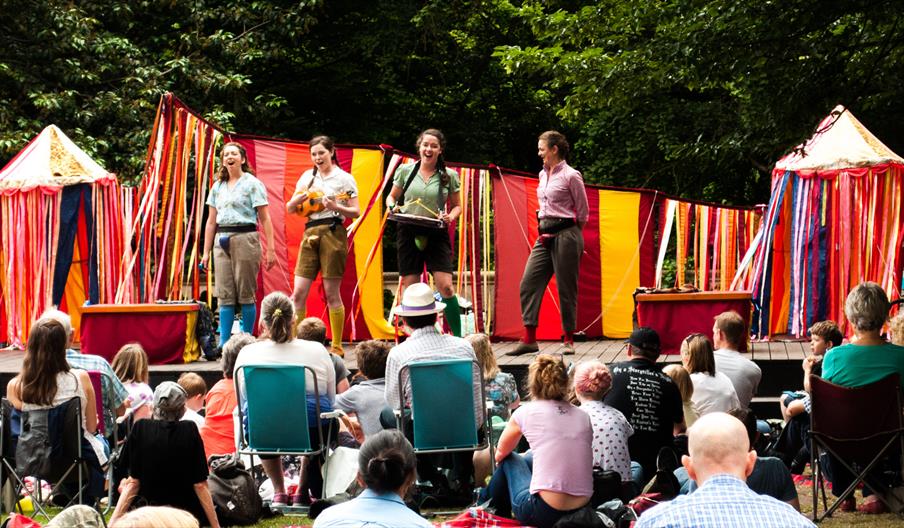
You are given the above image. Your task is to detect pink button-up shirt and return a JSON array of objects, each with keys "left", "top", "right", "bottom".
[{"left": 538, "top": 161, "right": 589, "bottom": 224}]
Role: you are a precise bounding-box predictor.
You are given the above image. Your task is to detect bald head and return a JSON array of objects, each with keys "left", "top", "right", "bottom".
[{"left": 683, "top": 412, "right": 756, "bottom": 484}]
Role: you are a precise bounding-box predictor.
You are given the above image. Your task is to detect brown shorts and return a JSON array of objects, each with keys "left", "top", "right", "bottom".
[
  {"left": 213, "top": 231, "right": 261, "bottom": 305},
  {"left": 295, "top": 224, "right": 348, "bottom": 279}
]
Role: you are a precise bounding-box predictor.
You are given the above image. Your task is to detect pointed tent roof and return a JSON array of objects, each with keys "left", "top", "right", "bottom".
[
  {"left": 774, "top": 105, "right": 904, "bottom": 175},
  {"left": 0, "top": 124, "right": 116, "bottom": 192}
]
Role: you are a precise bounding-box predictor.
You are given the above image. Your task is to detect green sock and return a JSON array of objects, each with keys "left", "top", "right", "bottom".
[{"left": 442, "top": 295, "right": 462, "bottom": 337}]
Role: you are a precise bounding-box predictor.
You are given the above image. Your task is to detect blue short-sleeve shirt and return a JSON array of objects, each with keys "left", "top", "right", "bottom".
[{"left": 206, "top": 172, "right": 268, "bottom": 226}]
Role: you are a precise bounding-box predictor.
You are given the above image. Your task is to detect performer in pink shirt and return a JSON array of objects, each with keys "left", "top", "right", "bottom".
[{"left": 511, "top": 131, "right": 589, "bottom": 355}]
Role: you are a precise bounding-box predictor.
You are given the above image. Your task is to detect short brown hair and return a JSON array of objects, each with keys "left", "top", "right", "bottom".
[
  {"left": 177, "top": 372, "right": 208, "bottom": 398},
  {"left": 528, "top": 354, "right": 568, "bottom": 401},
  {"left": 538, "top": 130, "right": 570, "bottom": 160},
  {"left": 714, "top": 311, "right": 746, "bottom": 350},
  {"left": 297, "top": 316, "right": 327, "bottom": 343},
  {"left": 355, "top": 340, "right": 392, "bottom": 380},
  {"left": 683, "top": 334, "right": 716, "bottom": 376},
  {"left": 808, "top": 320, "right": 843, "bottom": 347}
]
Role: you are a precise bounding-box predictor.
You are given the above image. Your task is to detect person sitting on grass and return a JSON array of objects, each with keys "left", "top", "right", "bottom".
[
  {"left": 111, "top": 382, "right": 219, "bottom": 528},
  {"left": 467, "top": 332, "right": 521, "bottom": 485},
  {"left": 177, "top": 372, "right": 207, "bottom": 430},
  {"left": 681, "top": 333, "right": 740, "bottom": 416},
  {"left": 662, "top": 364, "right": 699, "bottom": 434},
  {"left": 200, "top": 333, "right": 254, "bottom": 461},
  {"left": 334, "top": 339, "right": 392, "bottom": 440},
  {"left": 478, "top": 354, "right": 593, "bottom": 528},
  {"left": 113, "top": 505, "right": 201, "bottom": 528},
  {"left": 112, "top": 343, "right": 154, "bottom": 421},
  {"left": 313, "top": 430, "right": 432, "bottom": 527}
]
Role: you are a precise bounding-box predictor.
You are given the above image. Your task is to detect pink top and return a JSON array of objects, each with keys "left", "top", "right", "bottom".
[
  {"left": 512, "top": 400, "right": 594, "bottom": 497},
  {"left": 537, "top": 161, "right": 589, "bottom": 224}
]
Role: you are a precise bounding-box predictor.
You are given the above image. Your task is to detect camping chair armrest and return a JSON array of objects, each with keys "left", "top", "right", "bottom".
[{"left": 320, "top": 410, "right": 345, "bottom": 420}]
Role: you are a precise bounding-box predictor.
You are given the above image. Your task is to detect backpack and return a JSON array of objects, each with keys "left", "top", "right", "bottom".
[
  {"left": 195, "top": 301, "right": 219, "bottom": 360},
  {"left": 207, "top": 454, "right": 263, "bottom": 525}
]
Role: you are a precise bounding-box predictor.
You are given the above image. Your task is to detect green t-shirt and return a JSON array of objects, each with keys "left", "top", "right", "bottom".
[
  {"left": 392, "top": 163, "right": 460, "bottom": 218},
  {"left": 821, "top": 342, "right": 904, "bottom": 388}
]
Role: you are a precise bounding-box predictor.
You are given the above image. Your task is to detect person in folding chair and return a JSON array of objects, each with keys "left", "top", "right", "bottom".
[
  {"left": 110, "top": 381, "right": 219, "bottom": 527},
  {"left": 286, "top": 136, "right": 360, "bottom": 356},
  {"left": 384, "top": 282, "right": 482, "bottom": 500},
  {"left": 819, "top": 281, "right": 904, "bottom": 514},
  {"left": 233, "top": 291, "right": 337, "bottom": 508},
  {"left": 386, "top": 128, "right": 464, "bottom": 336},
  {"left": 6, "top": 318, "right": 106, "bottom": 506}
]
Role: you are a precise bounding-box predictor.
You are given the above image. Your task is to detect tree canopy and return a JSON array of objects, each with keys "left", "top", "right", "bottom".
[{"left": 2, "top": 0, "right": 904, "bottom": 204}]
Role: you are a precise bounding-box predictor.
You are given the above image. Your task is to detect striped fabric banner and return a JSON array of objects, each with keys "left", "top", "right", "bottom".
[{"left": 493, "top": 171, "right": 656, "bottom": 340}]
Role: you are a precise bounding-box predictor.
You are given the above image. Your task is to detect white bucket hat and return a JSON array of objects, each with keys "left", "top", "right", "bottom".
[{"left": 392, "top": 282, "right": 446, "bottom": 317}]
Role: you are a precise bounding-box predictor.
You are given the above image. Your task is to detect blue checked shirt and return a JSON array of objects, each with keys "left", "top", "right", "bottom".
[
  {"left": 384, "top": 326, "right": 483, "bottom": 427},
  {"left": 637, "top": 474, "right": 815, "bottom": 528},
  {"left": 66, "top": 349, "right": 129, "bottom": 434}
]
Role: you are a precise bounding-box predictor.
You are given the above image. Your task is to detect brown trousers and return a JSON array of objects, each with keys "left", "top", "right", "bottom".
[{"left": 519, "top": 225, "right": 584, "bottom": 333}]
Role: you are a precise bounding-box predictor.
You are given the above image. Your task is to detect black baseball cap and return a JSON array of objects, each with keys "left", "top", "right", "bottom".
[{"left": 627, "top": 327, "right": 661, "bottom": 352}]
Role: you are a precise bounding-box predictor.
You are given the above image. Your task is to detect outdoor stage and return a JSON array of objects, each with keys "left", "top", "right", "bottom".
[{"left": 0, "top": 338, "right": 807, "bottom": 419}]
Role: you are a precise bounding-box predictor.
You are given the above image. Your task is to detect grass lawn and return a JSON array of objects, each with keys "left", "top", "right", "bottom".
[{"left": 8, "top": 474, "right": 904, "bottom": 527}]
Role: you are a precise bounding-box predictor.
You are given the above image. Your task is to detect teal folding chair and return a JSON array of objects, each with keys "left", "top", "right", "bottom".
[
  {"left": 235, "top": 364, "right": 341, "bottom": 510},
  {"left": 397, "top": 358, "right": 490, "bottom": 454}
]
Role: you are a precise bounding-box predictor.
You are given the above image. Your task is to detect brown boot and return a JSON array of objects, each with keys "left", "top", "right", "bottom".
[{"left": 509, "top": 341, "right": 539, "bottom": 356}]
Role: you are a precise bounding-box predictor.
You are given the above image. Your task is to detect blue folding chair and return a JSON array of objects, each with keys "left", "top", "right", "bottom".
[
  {"left": 397, "top": 358, "right": 489, "bottom": 454},
  {"left": 235, "top": 364, "right": 341, "bottom": 510}
]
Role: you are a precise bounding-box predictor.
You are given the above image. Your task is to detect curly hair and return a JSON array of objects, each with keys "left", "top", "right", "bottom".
[{"left": 528, "top": 354, "right": 569, "bottom": 401}]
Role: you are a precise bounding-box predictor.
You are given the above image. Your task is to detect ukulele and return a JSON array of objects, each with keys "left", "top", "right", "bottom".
[{"left": 293, "top": 190, "right": 353, "bottom": 218}]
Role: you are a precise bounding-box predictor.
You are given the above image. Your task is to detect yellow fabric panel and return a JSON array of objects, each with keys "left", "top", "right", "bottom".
[
  {"left": 183, "top": 310, "right": 201, "bottom": 363},
  {"left": 64, "top": 239, "right": 87, "bottom": 344},
  {"left": 599, "top": 189, "right": 640, "bottom": 338},
  {"left": 351, "top": 149, "right": 395, "bottom": 339}
]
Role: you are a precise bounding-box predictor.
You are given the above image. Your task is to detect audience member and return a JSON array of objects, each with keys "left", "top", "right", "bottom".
[
  {"left": 604, "top": 327, "right": 683, "bottom": 484},
  {"left": 573, "top": 360, "right": 633, "bottom": 490},
  {"left": 681, "top": 334, "right": 740, "bottom": 415},
  {"left": 113, "top": 505, "right": 201, "bottom": 528},
  {"left": 890, "top": 311, "right": 904, "bottom": 346},
  {"left": 334, "top": 340, "right": 391, "bottom": 439},
  {"left": 479, "top": 354, "right": 592, "bottom": 528},
  {"left": 234, "top": 291, "right": 336, "bottom": 507},
  {"left": 821, "top": 282, "right": 904, "bottom": 513},
  {"left": 6, "top": 319, "right": 106, "bottom": 503},
  {"left": 712, "top": 311, "right": 761, "bottom": 409},
  {"left": 313, "top": 430, "right": 432, "bottom": 528},
  {"left": 775, "top": 320, "right": 842, "bottom": 473},
  {"left": 177, "top": 373, "right": 208, "bottom": 429},
  {"left": 468, "top": 333, "right": 521, "bottom": 485},
  {"left": 674, "top": 409, "right": 800, "bottom": 510},
  {"left": 112, "top": 343, "right": 154, "bottom": 420},
  {"left": 111, "top": 382, "right": 219, "bottom": 527},
  {"left": 637, "top": 413, "right": 814, "bottom": 528},
  {"left": 385, "top": 282, "right": 482, "bottom": 497},
  {"left": 662, "top": 364, "right": 698, "bottom": 433},
  {"left": 200, "top": 333, "right": 253, "bottom": 460},
  {"left": 39, "top": 308, "right": 129, "bottom": 436},
  {"left": 297, "top": 316, "right": 351, "bottom": 393}
]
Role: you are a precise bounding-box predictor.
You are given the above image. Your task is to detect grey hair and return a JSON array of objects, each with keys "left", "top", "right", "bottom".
[
  {"left": 38, "top": 307, "right": 73, "bottom": 337},
  {"left": 844, "top": 282, "right": 890, "bottom": 332}
]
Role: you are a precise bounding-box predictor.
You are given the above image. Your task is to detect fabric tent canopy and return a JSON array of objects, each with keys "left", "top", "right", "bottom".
[
  {"left": 751, "top": 106, "right": 904, "bottom": 337},
  {"left": 0, "top": 125, "right": 125, "bottom": 346}
]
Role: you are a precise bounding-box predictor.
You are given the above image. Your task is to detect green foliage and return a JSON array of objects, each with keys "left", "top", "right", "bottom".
[{"left": 496, "top": 0, "right": 904, "bottom": 204}]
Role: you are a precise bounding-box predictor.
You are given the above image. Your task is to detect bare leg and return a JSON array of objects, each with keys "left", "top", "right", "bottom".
[
  {"left": 432, "top": 271, "right": 455, "bottom": 298},
  {"left": 262, "top": 458, "right": 285, "bottom": 495},
  {"left": 323, "top": 278, "right": 343, "bottom": 309},
  {"left": 291, "top": 276, "right": 314, "bottom": 313}
]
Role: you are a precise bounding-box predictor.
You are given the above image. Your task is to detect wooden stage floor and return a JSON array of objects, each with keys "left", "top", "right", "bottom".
[{"left": 0, "top": 338, "right": 808, "bottom": 374}]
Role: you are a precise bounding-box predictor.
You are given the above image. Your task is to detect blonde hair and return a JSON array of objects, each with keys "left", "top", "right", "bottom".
[
  {"left": 527, "top": 354, "right": 568, "bottom": 401},
  {"left": 663, "top": 364, "right": 694, "bottom": 402},
  {"left": 112, "top": 343, "right": 150, "bottom": 384},
  {"left": 114, "top": 506, "right": 199, "bottom": 528},
  {"left": 890, "top": 312, "right": 904, "bottom": 346},
  {"left": 466, "top": 333, "right": 498, "bottom": 379}
]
